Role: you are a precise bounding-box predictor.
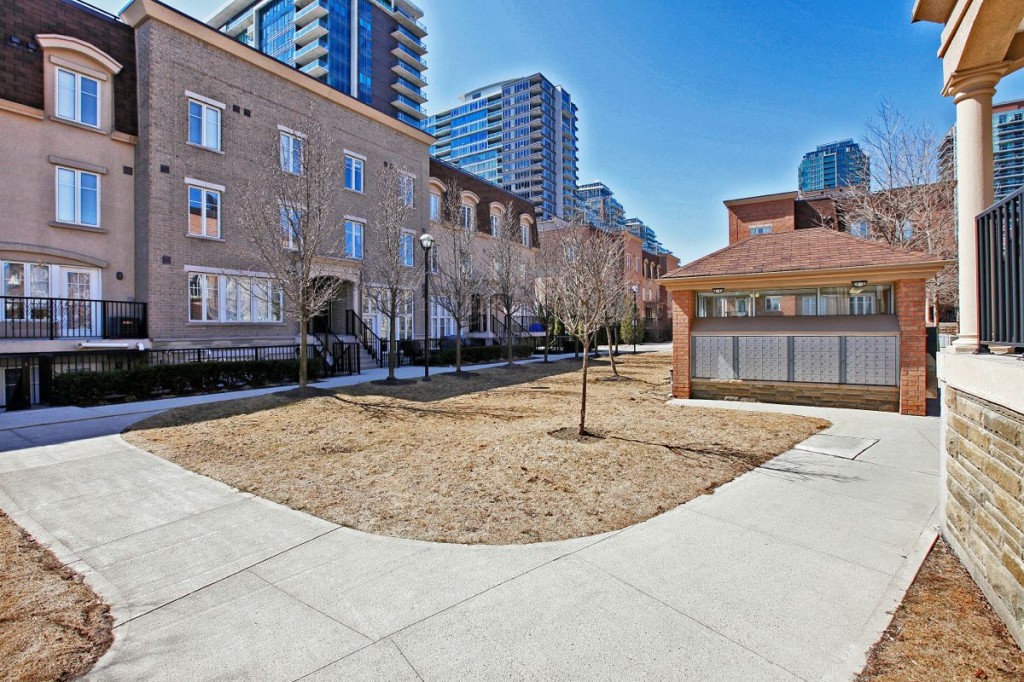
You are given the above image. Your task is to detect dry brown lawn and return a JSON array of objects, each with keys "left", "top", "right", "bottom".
[
  {"left": 125, "top": 352, "right": 828, "bottom": 544},
  {"left": 0, "top": 510, "right": 112, "bottom": 682},
  {"left": 859, "top": 538, "right": 1024, "bottom": 681}
]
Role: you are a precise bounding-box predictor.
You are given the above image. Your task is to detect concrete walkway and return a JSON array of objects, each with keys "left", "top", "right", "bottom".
[{"left": 0, "top": 376, "right": 939, "bottom": 680}]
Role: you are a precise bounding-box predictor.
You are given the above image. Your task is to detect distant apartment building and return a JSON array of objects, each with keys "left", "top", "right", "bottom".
[
  {"left": 939, "top": 98, "right": 1024, "bottom": 200},
  {"left": 578, "top": 181, "right": 624, "bottom": 232},
  {"left": 624, "top": 217, "right": 668, "bottom": 254},
  {"left": 425, "top": 73, "right": 579, "bottom": 220},
  {"left": 798, "top": 139, "right": 870, "bottom": 192},
  {"left": 207, "top": 0, "right": 428, "bottom": 128}
]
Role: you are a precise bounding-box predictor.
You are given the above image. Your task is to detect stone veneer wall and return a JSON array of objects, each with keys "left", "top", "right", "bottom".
[
  {"left": 944, "top": 385, "right": 1024, "bottom": 647},
  {"left": 690, "top": 379, "right": 899, "bottom": 412}
]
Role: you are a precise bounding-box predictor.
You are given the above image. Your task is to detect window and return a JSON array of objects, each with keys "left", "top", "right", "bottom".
[
  {"left": 850, "top": 220, "right": 870, "bottom": 238},
  {"left": 460, "top": 204, "right": 475, "bottom": 230},
  {"left": 430, "top": 296, "right": 456, "bottom": 339},
  {"left": 280, "top": 206, "right": 301, "bottom": 249},
  {"left": 280, "top": 132, "right": 303, "bottom": 175},
  {"left": 188, "top": 99, "right": 221, "bottom": 150},
  {"left": 764, "top": 296, "right": 781, "bottom": 312},
  {"left": 850, "top": 294, "right": 876, "bottom": 315},
  {"left": 344, "top": 220, "right": 364, "bottom": 259},
  {"left": 400, "top": 232, "right": 414, "bottom": 267},
  {"left": 429, "top": 192, "right": 440, "bottom": 221},
  {"left": 427, "top": 246, "right": 439, "bottom": 274},
  {"left": 749, "top": 225, "right": 772, "bottom": 235},
  {"left": 345, "top": 155, "right": 364, "bottom": 192},
  {"left": 399, "top": 173, "right": 414, "bottom": 206},
  {"left": 188, "top": 186, "right": 220, "bottom": 238},
  {"left": 490, "top": 214, "right": 500, "bottom": 235},
  {"left": 189, "top": 272, "right": 283, "bottom": 323},
  {"left": 521, "top": 223, "right": 530, "bottom": 247},
  {"left": 901, "top": 220, "right": 914, "bottom": 242},
  {"left": 56, "top": 167, "right": 99, "bottom": 226},
  {"left": 56, "top": 68, "right": 99, "bottom": 127},
  {"left": 2, "top": 262, "right": 53, "bottom": 320}
]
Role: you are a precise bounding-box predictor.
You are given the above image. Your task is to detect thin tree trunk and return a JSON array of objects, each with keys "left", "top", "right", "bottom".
[
  {"left": 298, "top": 315, "right": 308, "bottom": 388},
  {"left": 506, "top": 311, "right": 514, "bottom": 366},
  {"left": 579, "top": 336, "right": 589, "bottom": 436},
  {"left": 605, "top": 322, "right": 619, "bottom": 376},
  {"left": 387, "top": 292, "right": 397, "bottom": 381},
  {"left": 543, "top": 316, "right": 550, "bottom": 363},
  {"left": 456, "top": 332, "right": 462, "bottom": 373}
]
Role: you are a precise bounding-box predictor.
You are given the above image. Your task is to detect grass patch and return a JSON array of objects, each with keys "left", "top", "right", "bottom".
[
  {"left": 125, "top": 352, "right": 829, "bottom": 545},
  {"left": 0, "top": 510, "right": 112, "bottom": 682},
  {"left": 859, "top": 538, "right": 1024, "bottom": 681}
]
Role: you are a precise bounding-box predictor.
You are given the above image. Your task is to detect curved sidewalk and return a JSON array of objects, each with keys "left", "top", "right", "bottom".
[{"left": 0, "top": 389, "right": 939, "bottom": 680}]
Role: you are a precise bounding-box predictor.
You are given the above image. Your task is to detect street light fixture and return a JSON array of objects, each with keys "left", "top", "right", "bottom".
[{"left": 419, "top": 233, "right": 435, "bottom": 381}]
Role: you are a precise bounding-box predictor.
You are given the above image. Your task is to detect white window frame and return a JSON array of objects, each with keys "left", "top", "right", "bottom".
[
  {"left": 345, "top": 153, "right": 365, "bottom": 193},
  {"left": 279, "top": 131, "right": 304, "bottom": 175},
  {"left": 55, "top": 166, "right": 100, "bottom": 227},
  {"left": 764, "top": 296, "right": 781, "bottom": 312},
  {"left": 429, "top": 192, "right": 440, "bottom": 221},
  {"left": 749, "top": 224, "right": 772, "bottom": 236},
  {"left": 344, "top": 219, "right": 364, "bottom": 260},
  {"left": 55, "top": 67, "right": 100, "bottom": 128},
  {"left": 489, "top": 214, "right": 500, "bottom": 236},
  {"left": 460, "top": 204, "right": 475, "bottom": 230},
  {"left": 521, "top": 223, "right": 530, "bottom": 247},
  {"left": 187, "top": 96, "right": 222, "bottom": 151},
  {"left": 399, "top": 172, "right": 415, "bottom": 207},
  {"left": 186, "top": 180, "right": 223, "bottom": 239},
  {"left": 280, "top": 205, "right": 302, "bottom": 250},
  {"left": 188, "top": 271, "right": 284, "bottom": 324},
  {"left": 400, "top": 231, "right": 415, "bottom": 268}
]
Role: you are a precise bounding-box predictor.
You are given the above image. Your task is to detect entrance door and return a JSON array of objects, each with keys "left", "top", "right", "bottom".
[{"left": 62, "top": 269, "right": 96, "bottom": 336}]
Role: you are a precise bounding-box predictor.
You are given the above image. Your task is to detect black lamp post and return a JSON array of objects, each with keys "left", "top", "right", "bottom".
[
  {"left": 420, "top": 233, "right": 434, "bottom": 381},
  {"left": 630, "top": 284, "right": 639, "bottom": 355}
]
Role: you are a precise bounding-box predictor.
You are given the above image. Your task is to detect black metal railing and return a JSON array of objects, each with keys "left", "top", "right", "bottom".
[
  {"left": 1, "top": 297, "right": 147, "bottom": 340},
  {"left": 313, "top": 330, "right": 360, "bottom": 376},
  {"left": 978, "top": 186, "right": 1024, "bottom": 348},
  {"left": 344, "top": 309, "right": 385, "bottom": 367}
]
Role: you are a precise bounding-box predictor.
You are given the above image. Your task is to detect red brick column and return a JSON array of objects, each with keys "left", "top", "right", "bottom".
[
  {"left": 671, "top": 290, "right": 696, "bottom": 399},
  {"left": 895, "top": 279, "right": 927, "bottom": 416}
]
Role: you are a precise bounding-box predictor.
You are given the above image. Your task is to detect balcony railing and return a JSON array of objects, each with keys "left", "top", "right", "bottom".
[
  {"left": 1, "top": 297, "right": 147, "bottom": 340},
  {"left": 978, "top": 185, "right": 1024, "bottom": 348}
]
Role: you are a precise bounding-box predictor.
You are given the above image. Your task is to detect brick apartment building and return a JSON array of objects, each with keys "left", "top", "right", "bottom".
[
  {"left": 121, "top": 0, "right": 434, "bottom": 348},
  {"left": 725, "top": 190, "right": 842, "bottom": 244}
]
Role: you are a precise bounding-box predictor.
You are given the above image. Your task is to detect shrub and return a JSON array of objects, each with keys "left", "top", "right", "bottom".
[
  {"left": 422, "top": 344, "right": 535, "bottom": 367},
  {"left": 50, "top": 358, "right": 313, "bottom": 406}
]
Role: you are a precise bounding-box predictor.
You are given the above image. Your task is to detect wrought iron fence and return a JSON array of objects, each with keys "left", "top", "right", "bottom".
[
  {"left": 978, "top": 186, "right": 1024, "bottom": 348},
  {"left": 0, "top": 297, "right": 147, "bottom": 339}
]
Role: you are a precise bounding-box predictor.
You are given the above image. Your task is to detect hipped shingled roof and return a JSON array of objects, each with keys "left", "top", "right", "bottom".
[{"left": 665, "top": 228, "right": 947, "bottom": 280}]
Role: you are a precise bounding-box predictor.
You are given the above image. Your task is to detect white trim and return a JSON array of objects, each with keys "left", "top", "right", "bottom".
[
  {"left": 343, "top": 149, "right": 367, "bottom": 161},
  {"left": 183, "top": 264, "right": 273, "bottom": 278},
  {"left": 277, "top": 123, "right": 307, "bottom": 139},
  {"left": 184, "top": 177, "right": 226, "bottom": 192},
  {"left": 49, "top": 55, "right": 108, "bottom": 81},
  {"left": 55, "top": 67, "right": 101, "bottom": 128},
  {"left": 185, "top": 90, "right": 226, "bottom": 110},
  {"left": 343, "top": 214, "right": 367, "bottom": 223},
  {"left": 54, "top": 166, "right": 101, "bottom": 228}
]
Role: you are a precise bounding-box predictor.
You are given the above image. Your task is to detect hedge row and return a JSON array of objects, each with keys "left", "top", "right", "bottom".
[
  {"left": 423, "top": 344, "right": 536, "bottom": 366},
  {"left": 50, "top": 359, "right": 314, "bottom": 406}
]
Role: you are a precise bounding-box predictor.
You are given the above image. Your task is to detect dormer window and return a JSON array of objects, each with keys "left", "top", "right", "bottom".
[{"left": 56, "top": 68, "right": 100, "bottom": 127}]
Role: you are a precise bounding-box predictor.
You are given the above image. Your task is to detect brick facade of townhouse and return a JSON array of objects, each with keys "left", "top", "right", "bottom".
[
  {"left": 726, "top": 191, "right": 841, "bottom": 244},
  {"left": 122, "top": 0, "right": 433, "bottom": 349}
]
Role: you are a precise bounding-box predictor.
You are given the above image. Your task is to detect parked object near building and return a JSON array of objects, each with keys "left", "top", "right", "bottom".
[
  {"left": 798, "top": 139, "right": 870, "bottom": 193},
  {"left": 661, "top": 228, "right": 950, "bottom": 416},
  {"left": 425, "top": 73, "right": 579, "bottom": 220},
  {"left": 207, "top": 0, "right": 428, "bottom": 128}
]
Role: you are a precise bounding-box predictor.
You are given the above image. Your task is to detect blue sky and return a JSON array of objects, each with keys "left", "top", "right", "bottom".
[{"left": 95, "top": 0, "right": 1024, "bottom": 263}]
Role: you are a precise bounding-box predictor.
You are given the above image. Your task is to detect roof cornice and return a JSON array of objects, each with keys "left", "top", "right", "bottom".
[{"left": 659, "top": 261, "right": 955, "bottom": 291}]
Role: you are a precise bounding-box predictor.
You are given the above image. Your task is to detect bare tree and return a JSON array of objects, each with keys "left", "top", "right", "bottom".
[
  {"left": 548, "top": 217, "right": 625, "bottom": 435},
  {"left": 534, "top": 242, "right": 562, "bottom": 364},
  {"left": 363, "top": 163, "right": 419, "bottom": 381},
  {"left": 832, "top": 99, "right": 957, "bottom": 322},
  {"left": 431, "top": 181, "right": 489, "bottom": 373},
  {"left": 237, "top": 115, "right": 345, "bottom": 387},
  {"left": 488, "top": 202, "right": 535, "bottom": 367}
]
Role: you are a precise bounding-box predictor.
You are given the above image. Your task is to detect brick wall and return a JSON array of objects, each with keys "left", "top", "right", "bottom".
[
  {"left": 135, "top": 18, "right": 430, "bottom": 345},
  {"left": 691, "top": 379, "right": 899, "bottom": 412},
  {"left": 671, "top": 290, "right": 695, "bottom": 398},
  {"left": 945, "top": 387, "right": 1024, "bottom": 647},
  {"left": 895, "top": 279, "right": 927, "bottom": 416},
  {"left": 727, "top": 198, "right": 795, "bottom": 244}
]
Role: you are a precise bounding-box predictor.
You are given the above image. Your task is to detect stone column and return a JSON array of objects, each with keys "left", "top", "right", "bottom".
[
  {"left": 670, "top": 289, "right": 695, "bottom": 399},
  {"left": 951, "top": 74, "right": 999, "bottom": 350}
]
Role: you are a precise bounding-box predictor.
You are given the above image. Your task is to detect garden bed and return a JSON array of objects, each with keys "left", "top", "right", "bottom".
[{"left": 125, "top": 353, "right": 829, "bottom": 544}]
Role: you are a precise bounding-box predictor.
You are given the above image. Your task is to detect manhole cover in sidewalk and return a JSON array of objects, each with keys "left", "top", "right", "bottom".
[{"left": 793, "top": 434, "right": 878, "bottom": 460}]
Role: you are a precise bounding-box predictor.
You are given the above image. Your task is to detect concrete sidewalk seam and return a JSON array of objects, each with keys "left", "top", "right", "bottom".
[{"left": 248, "top": 569, "right": 374, "bottom": 642}]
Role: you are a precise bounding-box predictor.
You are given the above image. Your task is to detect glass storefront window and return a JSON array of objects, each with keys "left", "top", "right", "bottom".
[{"left": 697, "top": 285, "right": 892, "bottom": 318}]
